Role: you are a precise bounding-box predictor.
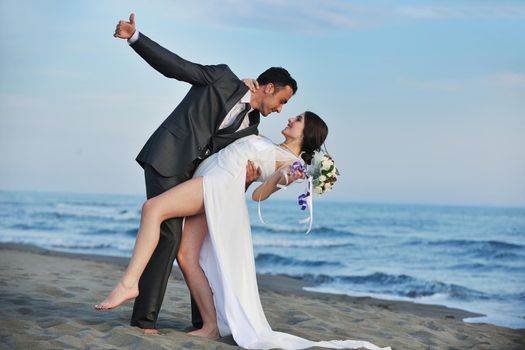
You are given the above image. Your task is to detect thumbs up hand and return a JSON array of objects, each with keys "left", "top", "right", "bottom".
[{"left": 114, "top": 13, "right": 136, "bottom": 39}]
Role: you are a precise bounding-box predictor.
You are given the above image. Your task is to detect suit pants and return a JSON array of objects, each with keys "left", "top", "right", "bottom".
[{"left": 130, "top": 163, "right": 203, "bottom": 329}]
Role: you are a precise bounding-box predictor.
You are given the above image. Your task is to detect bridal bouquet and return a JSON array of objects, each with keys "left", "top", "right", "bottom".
[
  {"left": 296, "top": 151, "right": 339, "bottom": 213},
  {"left": 308, "top": 152, "right": 339, "bottom": 195},
  {"left": 260, "top": 152, "right": 339, "bottom": 234}
]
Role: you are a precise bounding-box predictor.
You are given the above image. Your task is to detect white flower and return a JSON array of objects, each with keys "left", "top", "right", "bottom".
[{"left": 304, "top": 152, "right": 339, "bottom": 197}]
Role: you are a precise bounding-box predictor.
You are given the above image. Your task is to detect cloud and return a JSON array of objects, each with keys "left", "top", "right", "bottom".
[
  {"left": 39, "top": 68, "right": 84, "bottom": 80},
  {"left": 489, "top": 73, "right": 525, "bottom": 87},
  {"left": 399, "top": 76, "right": 467, "bottom": 92},
  {"left": 157, "top": 1, "right": 525, "bottom": 33},
  {"left": 399, "top": 72, "right": 525, "bottom": 92},
  {"left": 395, "top": 4, "right": 525, "bottom": 20},
  {"left": 160, "top": 0, "right": 363, "bottom": 32}
]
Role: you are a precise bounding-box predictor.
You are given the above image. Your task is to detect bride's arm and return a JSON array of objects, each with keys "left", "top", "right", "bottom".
[{"left": 251, "top": 163, "right": 303, "bottom": 202}]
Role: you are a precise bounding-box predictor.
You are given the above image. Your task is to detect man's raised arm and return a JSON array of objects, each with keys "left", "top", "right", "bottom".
[{"left": 114, "top": 13, "right": 228, "bottom": 86}]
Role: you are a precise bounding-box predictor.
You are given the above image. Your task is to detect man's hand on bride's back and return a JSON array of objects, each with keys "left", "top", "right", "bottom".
[
  {"left": 114, "top": 13, "right": 136, "bottom": 39},
  {"left": 245, "top": 161, "right": 262, "bottom": 187}
]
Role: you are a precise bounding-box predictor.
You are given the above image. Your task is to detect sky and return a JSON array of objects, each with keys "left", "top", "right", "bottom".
[{"left": 1, "top": 0, "right": 524, "bottom": 207}]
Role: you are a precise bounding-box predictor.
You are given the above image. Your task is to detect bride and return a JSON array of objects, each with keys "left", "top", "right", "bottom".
[{"left": 96, "top": 111, "right": 390, "bottom": 350}]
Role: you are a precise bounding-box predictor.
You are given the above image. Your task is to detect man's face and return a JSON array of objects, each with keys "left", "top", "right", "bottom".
[{"left": 259, "top": 85, "right": 294, "bottom": 117}]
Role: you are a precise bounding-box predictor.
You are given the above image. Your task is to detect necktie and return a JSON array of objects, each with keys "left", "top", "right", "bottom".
[{"left": 219, "top": 103, "right": 251, "bottom": 135}]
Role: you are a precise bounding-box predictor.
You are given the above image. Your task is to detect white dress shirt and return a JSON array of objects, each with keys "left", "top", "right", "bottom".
[{"left": 128, "top": 31, "right": 253, "bottom": 132}]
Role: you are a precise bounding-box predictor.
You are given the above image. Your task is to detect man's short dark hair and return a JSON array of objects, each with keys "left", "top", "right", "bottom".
[{"left": 257, "top": 67, "right": 297, "bottom": 94}]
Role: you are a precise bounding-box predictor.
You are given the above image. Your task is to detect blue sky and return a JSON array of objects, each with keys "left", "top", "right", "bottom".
[{"left": 1, "top": 0, "right": 524, "bottom": 206}]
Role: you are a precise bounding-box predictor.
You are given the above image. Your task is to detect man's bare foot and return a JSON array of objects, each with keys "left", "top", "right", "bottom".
[
  {"left": 94, "top": 280, "right": 139, "bottom": 310},
  {"left": 143, "top": 329, "right": 160, "bottom": 335},
  {"left": 188, "top": 326, "right": 220, "bottom": 340}
]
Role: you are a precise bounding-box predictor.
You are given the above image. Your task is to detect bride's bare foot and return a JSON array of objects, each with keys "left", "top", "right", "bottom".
[
  {"left": 188, "top": 326, "right": 220, "bottom": 340},
  {"left": 94, "top": 280, "right": 139, "bottom": 310},
  {"left": 143, "top": 329, "right": 160, "bottom": 335}
]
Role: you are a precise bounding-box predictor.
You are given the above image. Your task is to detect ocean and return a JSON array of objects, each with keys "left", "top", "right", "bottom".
[{"left": 1, "top": 190, "right": 524, "bottom": 329}]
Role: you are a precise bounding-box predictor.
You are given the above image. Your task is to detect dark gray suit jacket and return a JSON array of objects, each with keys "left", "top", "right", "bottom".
[{"left": 131, "top": 33, "right": 259, "bottom": 178}]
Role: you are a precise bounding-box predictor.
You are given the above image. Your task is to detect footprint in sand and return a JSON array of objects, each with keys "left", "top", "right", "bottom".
[
  {"left": 65, "top": 286, "right": 89, "bottom": 292},
  {"left": 35, "top": 286, "right": 75, "bottom": 298},
  {"left": 13, "top": 297, "right": 30, "bottom": 305},
  {"left": 17, "top": 307, "right": 34, "bottom": 315},
  {"left": 286, "top": 311, "right": 314, "bottom": 325}
]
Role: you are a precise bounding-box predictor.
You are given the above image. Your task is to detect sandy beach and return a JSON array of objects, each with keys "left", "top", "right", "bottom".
[{"left": 0, "top": 243, "right": 523, "bottom": 350}]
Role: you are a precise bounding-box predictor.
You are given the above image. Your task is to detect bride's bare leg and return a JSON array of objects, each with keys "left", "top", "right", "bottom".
[
  {"left": 177, "top": 214, "right": 219, "bottom": 340},
  {"left": 95, "top": 177, "right": 204, "bottom": 310}
]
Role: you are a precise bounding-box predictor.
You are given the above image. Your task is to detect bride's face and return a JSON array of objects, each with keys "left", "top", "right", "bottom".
[{"left": 281, "top": 113, "right": 305, "bottom": 141}]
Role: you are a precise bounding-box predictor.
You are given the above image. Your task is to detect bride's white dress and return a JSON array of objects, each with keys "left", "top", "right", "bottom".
[{"left": 193, "top": 135, "right": 390, "bottom": 350}]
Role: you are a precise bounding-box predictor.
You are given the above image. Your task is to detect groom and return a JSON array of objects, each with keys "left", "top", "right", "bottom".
[{"left": 114, "top": 14, "right": 298, "bottom": 333}]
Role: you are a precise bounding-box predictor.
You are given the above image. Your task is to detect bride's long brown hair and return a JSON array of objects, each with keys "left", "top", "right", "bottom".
[{"left": 300, "top": 111, "right": 328, "bottom": 165}]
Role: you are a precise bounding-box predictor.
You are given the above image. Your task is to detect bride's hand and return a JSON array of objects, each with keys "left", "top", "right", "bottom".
[
  {"left": 280, "top": 164, "right": 304, "bottom": 185},
  {"left": 242, "top": 78, "right": 259, "bottom": 92}
]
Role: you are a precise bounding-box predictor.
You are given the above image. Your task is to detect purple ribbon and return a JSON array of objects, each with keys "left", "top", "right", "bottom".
[
  {"left": 297, "top": 164, "right": 311, "bottom": 210},
  {"left": 298, "top": 191, "right": 310, "bottom": 210},
  {"left": 291, "top": 161, "right": 304, "bottom": 173}
]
